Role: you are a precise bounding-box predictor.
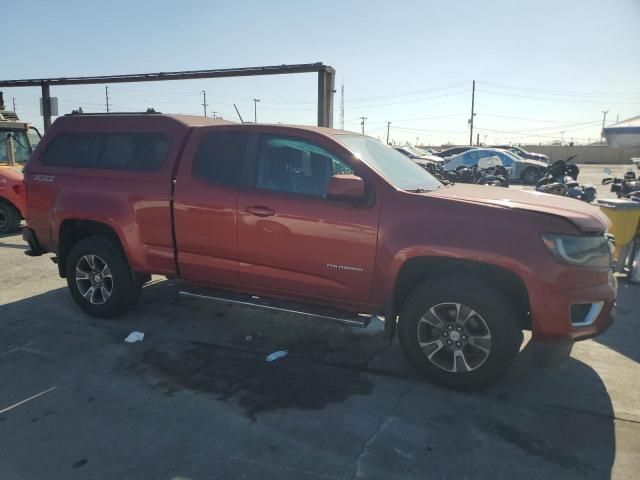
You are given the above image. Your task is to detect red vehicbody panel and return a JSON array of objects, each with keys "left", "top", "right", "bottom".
[
  {"left": 173, "top": 125, "right": 241, "bottom": 285},
  {"left": 23, "top": 115, "right": 210, "bottom": 275},
  {"left": 235, "top": 127, "right": 381, "bottom": 306}
]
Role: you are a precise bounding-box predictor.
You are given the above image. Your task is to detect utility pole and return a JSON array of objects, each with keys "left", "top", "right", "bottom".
[
  {"left": 340, "top": 84, "right": 345, "bottom": 130},
  {"left": 360, "top": 116, "right": 367, "bottom": 135},
  {"left": 483, "top": 134, "right": 487, "bottom": 146},
  {"left": 616, "top": 113, "right": 619, "bottom": 124},
  {"left": 233, "top": 103, "right": 244, "bottom": 123},
  {"left": 12, "top": 97, "right": 16, "bottom": 112},
  {"left": 386, "top": 121, "right": 391, "bottom": 145},
  {"left": 201, "top": 90, "right": 208, "bottom": 117},
  {"left": 601, "top": 110, "right": 608, "bottom": 142},
  {"left": 476, "top": 133, "right": 479, "bottom": 146},
  {"left": 253, "top": 98, "right": 260, "bottom": 123},
  {"left": 469, "top": 80, "right": 476, "bottom": 146},
  {"left": 105, "top": 86, "right": 110, "bottom": 113},
  {"left": 211, "top": 111, "right": 218, "bottom": 119}
]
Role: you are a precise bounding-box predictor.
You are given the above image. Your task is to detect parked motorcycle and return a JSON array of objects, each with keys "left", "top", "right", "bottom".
[
  {"left": 422, "top": 161, "right": 509, "bottom": 187},
  {"left": 536, "top": 154, "right": 596, "bottom": 203},
  {"left": 602, "top": 167, "right": 640, "bottom": 199}
]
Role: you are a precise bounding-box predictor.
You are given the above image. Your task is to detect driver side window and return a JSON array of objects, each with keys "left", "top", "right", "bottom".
[{"left": 256, "top": 136, "right": 353, "bottom": 197}]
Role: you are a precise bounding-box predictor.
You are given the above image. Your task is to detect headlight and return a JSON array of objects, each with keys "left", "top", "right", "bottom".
[{"left": 541, "top": 233, "right": 612, "bottom": 268}]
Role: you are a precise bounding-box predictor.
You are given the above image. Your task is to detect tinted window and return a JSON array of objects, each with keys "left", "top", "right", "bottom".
[
  {"left": 256, "top": 136, "right": 353, "bottom": 197},
  {"left": 42, "top": 133, "right": 169, "bottom": 171},
  {"left": 193, "top": 132, "right": 247, "bottom": 186}
]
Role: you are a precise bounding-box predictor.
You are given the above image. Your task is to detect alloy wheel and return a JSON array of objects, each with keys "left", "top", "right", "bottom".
[
  {"left": 417, "top": 302, "right": 492, "bottom": 372},
  {"left": 75, "top": 254, "right": 114, "bottom": 305}
]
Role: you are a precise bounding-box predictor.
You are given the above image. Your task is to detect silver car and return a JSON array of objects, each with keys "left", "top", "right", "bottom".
[{"left": 443, "top": 148, "right": 547, "bottom": 185}]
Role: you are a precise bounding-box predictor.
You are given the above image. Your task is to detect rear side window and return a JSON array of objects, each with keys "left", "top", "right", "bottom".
[
  {"left": 42, "top": 133, "right": 169, "bottom": 171},
  {"left": 192, "top": 131, "right": 247, "bottom": 186}
]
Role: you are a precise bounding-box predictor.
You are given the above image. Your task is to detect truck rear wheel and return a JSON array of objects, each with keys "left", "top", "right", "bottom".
[
  {"left": 65, "top": 236, "right": 141, "bottom": 318},
  {"left": 398, "top": 277, "right": 522, "bottom": 390},
  {"left": 0, "top": 202, "right": 21, "bottom": 234}
]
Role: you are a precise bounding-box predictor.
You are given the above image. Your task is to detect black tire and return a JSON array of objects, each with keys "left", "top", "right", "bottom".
[
  {"left": 398, "top": 276, "right": 522, "bottom": 390},
  {"left": 521, "top": 167, "right": 541, "bottom": 185},
  {"left": 0, "top": 202, "right": 21, "bottom": 234},
  {"left": 65, "top": 236, "right": 141, "bottom": 318}
]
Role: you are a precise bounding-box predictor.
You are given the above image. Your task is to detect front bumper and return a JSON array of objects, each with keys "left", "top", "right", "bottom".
[
  {"left": 530, "top": 313, "right": 615, "bottom": 367},
  {"left": 527, "top": 265, "right": 617, "bottom": 365}
]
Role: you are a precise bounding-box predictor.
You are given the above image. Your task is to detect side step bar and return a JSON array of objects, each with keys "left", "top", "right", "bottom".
[{"left": 179, "top": 287, "right": 372, "bottom": 328}]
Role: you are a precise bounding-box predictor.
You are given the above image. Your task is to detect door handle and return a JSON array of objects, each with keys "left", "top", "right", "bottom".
[{"left": 245, "top": 206, "right": 276, "bottom": 217}]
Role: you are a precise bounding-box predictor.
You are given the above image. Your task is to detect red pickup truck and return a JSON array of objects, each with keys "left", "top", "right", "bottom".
[{"left": 22, "top": 113, "right": 616, "bottom": 389}]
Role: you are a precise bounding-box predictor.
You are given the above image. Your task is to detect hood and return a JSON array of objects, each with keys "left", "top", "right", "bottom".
[
  {"left": 429, "top": 183, "right": 610, "bottom": 232},
  {"left": 0, "top": 166, "right": 24, "bottom": 181},
  {"left": 520, "top": 158, "right": 548, "bottom": 168}
]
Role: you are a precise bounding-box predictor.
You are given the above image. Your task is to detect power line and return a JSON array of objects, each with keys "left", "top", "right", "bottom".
[
  {"left": 479, "top": 81, "right": 640, "bottom": 98},
  {"left": 345, "top": 82, "right": 467, "bottom": 103},
  {"left": 344, "top": 89, "right": 469, "bottom": 109},
  {"left": 477, "top": 88, "right": 640, "bottom": 105}
]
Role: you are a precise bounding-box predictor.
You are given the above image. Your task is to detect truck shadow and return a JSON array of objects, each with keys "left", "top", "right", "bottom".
[{"left": 0, "top": 279, "right": 618, "bottom": 479}]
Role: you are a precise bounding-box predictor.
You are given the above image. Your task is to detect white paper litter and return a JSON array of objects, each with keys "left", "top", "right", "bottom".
[
  {"left": 124, "top": 331, "right": 144, "bottom": 343},
  {"left": 265, "top": 350, "right": 288, "bottom": 362}
]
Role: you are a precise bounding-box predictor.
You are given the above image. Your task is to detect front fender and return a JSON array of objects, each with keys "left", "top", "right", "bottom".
[{"left": 383, "top": 245, "right": 535, "bottom": 297}]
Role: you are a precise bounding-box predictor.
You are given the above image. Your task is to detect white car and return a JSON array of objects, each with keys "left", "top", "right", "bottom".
[
  {"left": 443, "top": 148, "right": 548, "bottom": 185},
  {"left": 394, "top": 146, "right": 443, "bottom": 165}
]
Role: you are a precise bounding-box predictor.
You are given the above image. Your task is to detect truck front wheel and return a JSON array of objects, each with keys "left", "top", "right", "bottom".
[
  {"left": 398, "top": 277, "right": 522, "bottom": 390},
  {"left": 65, "top": 236, "right": 141, "bottom": 318}
]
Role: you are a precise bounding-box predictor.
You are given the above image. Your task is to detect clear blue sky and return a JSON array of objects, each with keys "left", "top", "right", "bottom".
[{"left": 4, "top": 0, "right": 640, "bottom": 145}]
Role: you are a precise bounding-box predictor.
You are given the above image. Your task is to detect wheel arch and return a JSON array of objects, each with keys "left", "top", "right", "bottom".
[
  {"left": 389, "top": 256, "right": 531, "bottom": 337},
  {"left": 58, "top": 219, "right": 125, "bottom": 278}
]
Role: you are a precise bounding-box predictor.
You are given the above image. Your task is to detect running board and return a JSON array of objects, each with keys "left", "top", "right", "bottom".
[{"left": 178, "top": 287, "right": 372, "bottom": 328}]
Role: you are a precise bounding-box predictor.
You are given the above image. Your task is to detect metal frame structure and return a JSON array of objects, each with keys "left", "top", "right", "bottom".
[{"left": 0, "top": 63, "right": 336, "bottom": 130}]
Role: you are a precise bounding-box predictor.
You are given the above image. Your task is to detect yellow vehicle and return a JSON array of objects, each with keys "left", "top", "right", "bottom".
[{"left": 0, "top": 92, "right": 41, "bottom": 232}]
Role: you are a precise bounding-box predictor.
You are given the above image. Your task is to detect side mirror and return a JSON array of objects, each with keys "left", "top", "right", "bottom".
[{"left": 326, "top": 174, "right": 365, "bottom": 201}]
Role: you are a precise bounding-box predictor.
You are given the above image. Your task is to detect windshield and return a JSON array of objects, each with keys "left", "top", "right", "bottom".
[
  {"left": 337, "top": 135, "right": 442, "bottom": 191},
  {"left": 0, "top": 130, "right": 32, "bottom": 165},
  {"left": 500, "top": 149, "right": 521, "bottom": 162}
]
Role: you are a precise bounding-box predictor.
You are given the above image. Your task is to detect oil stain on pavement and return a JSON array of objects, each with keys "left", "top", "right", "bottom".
[{"left": 134, "top": 341, "right": 374, "bottom": 421}]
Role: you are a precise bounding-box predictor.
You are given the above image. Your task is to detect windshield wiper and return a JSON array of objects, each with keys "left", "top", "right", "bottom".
[{"left": 405, "top": 187, "right": 431, "bottom": 193}]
